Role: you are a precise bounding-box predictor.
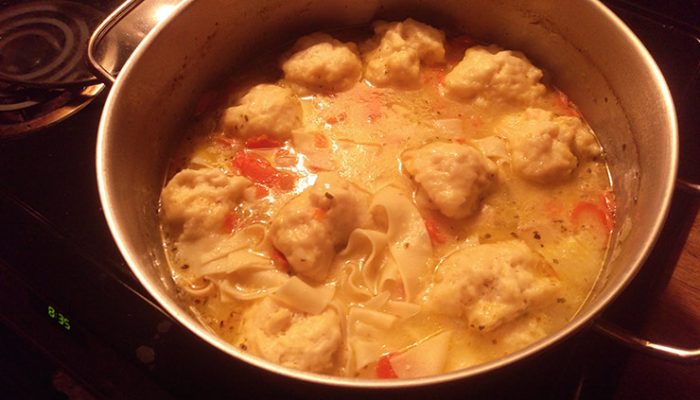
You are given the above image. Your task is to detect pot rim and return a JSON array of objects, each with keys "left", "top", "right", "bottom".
[{"left": 96, "top": 0, "right": 678, "bottom": 388}]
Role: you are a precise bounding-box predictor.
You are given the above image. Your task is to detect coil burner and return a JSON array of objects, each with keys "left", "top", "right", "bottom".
[{"left": 0, "top": 1, "right": 105, "bottom": 137}]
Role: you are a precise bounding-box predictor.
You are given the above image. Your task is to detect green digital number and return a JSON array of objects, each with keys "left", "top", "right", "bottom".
[
  {"left": 47, "top": 305, "right": 70, "bottom": 331},
  {"left": 57, "top": 313, "right": 71, "bottom": 331}
]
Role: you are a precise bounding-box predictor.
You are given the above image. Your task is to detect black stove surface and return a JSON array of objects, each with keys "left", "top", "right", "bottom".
[{"left": 1, "top": 2, "right": 698, "bottom": 399}]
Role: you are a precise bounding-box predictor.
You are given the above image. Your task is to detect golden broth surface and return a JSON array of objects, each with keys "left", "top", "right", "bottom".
[{"left": 161, "top": 26, "right": 613, "bottom": 378}]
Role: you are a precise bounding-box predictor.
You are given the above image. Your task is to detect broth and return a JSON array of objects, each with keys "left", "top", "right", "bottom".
[{"left": 159, "top": 19, "right": 613, "bottom": 378}]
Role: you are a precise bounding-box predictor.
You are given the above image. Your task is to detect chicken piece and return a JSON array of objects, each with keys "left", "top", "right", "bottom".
[
  {"left": 269, "top": 173, "right": 369, "bottom": 280},
  {"left": 402, "top": 142, "right": 497, "bottom": 219},
  {"left": 160, "top": 168, "right": 251, "bottom": 240},
  {"left": 281, "top": 32, "right": 363, "bottom": 93},
  {"left": 425, "top": 240, "right": 559, "bottom": 331},
  {"left": 222, "top": 84, "right": 302, "bottom": 140},
  {"left": 499, "top": 108, "right": 600, "bottom": 183},
  {"left": 239, "top": 297, "right": 342, "bottom": 373},
  {"left": 444, "top": 45, "right": 546, "bottom": 106},
  {"left": 362, "top": 18, "right": 446, "bottom": 87}
]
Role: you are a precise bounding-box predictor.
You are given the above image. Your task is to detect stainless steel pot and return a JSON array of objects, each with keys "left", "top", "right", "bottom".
[{"left": 89, "top": 0, "right": 698, "bottom": 389}]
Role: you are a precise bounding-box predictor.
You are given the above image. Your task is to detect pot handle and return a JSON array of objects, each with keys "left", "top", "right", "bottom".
[
  {"left": 592, "top": 179, "right": 700, "bottom": 363},
  {"left": 87, "top": 0, "right": 180, "bottom": 85},
  {"left": 593, "top": 320, "right": 700, "bottom": 363},
  {"left": 677, "top": 178, "right": 700, "bottom": 195}
]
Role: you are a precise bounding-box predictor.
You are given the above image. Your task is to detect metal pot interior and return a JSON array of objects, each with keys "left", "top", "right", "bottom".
[{"left": 96, "top": 0, "right": 676, "bottom": 387}]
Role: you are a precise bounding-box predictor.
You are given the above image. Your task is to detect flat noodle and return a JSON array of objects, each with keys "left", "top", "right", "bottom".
[
  {"left": 217, "top": 269, "right": 289, "bottom": 301},
  {"left": 385, "top": 300, "right": 421, "bottom": 319},
  {"left": 339, "top": 228, "right": 389, "bottom": 295},
  {"left": 352, "top": 339, "right": 384, "bottom": 371},
  {"left": 337, "top": 262, "right": 373, "bottom": 302},
  {"left": 292, "top": 129, "right": 337, "bottom": 170},
  {"left": 390, "top": 331, "right": 453, "bottom": 378},
  {"left": 370, "top": 186, "right": 432, "bottom": 300},
  {"left": 353, "top": 320, "right": 384, "bottom": 339},
  {"left": 199, "top": 250, "right": 275, "bottom": 277},
  {"left": 349, "top": 307, "right": 399, "bottom": 330},
  {"left": 363, "top": 290, "right": 391, "bottom": 309},
  {"left": 182, "top": 280, "right": 216, "bottom": 297},
  {"left": 347, "top": 306, "right": 401, "bottom": 371},
  {"left": 375, "top": 258, "right": 402, "bottom": 297},
  {"left": 177, "top": 224, "right": 268, "bottom": 278},
  {"left": 271, "top": 276, "right": 336, "bottom": 315},
  {"left": 199, "top": 224, "right": 267, "bottom": 265},
  {"left": 363, "top": 291, "right": 420, "bottom": 319}
]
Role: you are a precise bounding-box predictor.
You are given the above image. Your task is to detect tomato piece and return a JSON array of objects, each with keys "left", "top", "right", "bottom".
[
  {"left": 213, "top": 134, "right": 238, "bottom": 148},
  {"left": 273, "top": 171, "right": 297, "bottom": 191},
  {"left": 368, "top": 112, "right": 382, "bottom": 123},
  {"left": 325, "top": 112, "right": 347, "bottom": 125},
  {"left": 313, "top": 207, "right": 327, "bottom": 221},
  {"left": 254, "top": 184, "right": 269, "bottom": 199},
  {"left": 233, "top": 151, "right": 277, "bottom": 183},
  {"left": 555, "top": 91, "right": 580, "bottom": 117},
  {"left": 274, "top": 148, "right": 297, "bottom": 167},
  {"left": 571, "top": 201, "right": 613, "bottom": 233},
  {"left": 314, "top": 133, "right": 330, "bottom": 148},
  {"left": 390, "top": 283, "right": 405, "bottom": 301},
  {"left": 221, "top": 212, "right": 239, "bottom": 233},
  {"left": 245, "top": 134, "right": 283, "bottom": 149},
  {"left": 376, "top": 354, "right": 398, "bottom": 379},
  {"left": 356, "top": 87, "right": 383, "bottom": 123},
  {"left": 271, "top": 248, "right": 290, "bottom": 274},
  {"left": 436, "top": 70, "right": 445, "bottom": 84},
  {"left": 232, "top": 151, "right": 297, "bottom": 190},
  {"left": 423, "top": 216, "right": 445, "bottom": 245},
  {"left": 422, "top": 67, "right": 446, "bottom": 85}
]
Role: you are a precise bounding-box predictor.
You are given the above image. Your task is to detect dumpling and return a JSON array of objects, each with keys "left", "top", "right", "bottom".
[
  {"left": 499, "top": 108, "right": 601, "bottom": 183},
  {"left": 424, "top": 240, "right": 560, "bottom": 331},
  {"left": 308, "top": 172, "right": 370, "bottom": 246},
  {"left": 281, "top": 33, "right": 363, "bottom": 93},
  {"left": 268, "top": 194, "right": 334, "bottom": 281},
  {"left": 160, "top": 168, "right": 251, "bottom": 240},
  {"left": 362, "top": 18, "right": 446, "bottom": 87},
  {"left": 402, "top": 142, "right": 497, "bottom": 219},
  {"left": 444, "top": 45, "right": 546, "bottom": 106},
  {"left": 222, "top": 84, "right": 302, "bottom": 140},
  {"left": 239, "top": 297, "right": 342, "bottom": 373},
  {"left": 269, "top": 173, "right": 369, "bottom": 280}
]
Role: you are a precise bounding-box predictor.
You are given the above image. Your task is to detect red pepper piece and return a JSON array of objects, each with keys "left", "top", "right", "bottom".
[
  {"left": 376, "top": 353, "right": 398, "bottom": 379},
  {"left": 423, "top": 216, "right": 445, "bottom": 245}
]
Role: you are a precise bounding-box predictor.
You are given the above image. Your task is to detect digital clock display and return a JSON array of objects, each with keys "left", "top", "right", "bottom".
[{"left": 47, "top": 305, "right": 71, "bottom": 331}]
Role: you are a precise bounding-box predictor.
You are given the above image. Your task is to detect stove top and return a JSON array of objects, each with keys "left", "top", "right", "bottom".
[
  {"left": 0, "top": 0, "right": 108, "bottom": 137},
  {"left": 0, "top": 1, "right": 698, "bottom": 399}
]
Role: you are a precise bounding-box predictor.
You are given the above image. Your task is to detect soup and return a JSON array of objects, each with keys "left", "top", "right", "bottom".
[{"left": 159, "top": 19, "right": 613, "bottom": 378}]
